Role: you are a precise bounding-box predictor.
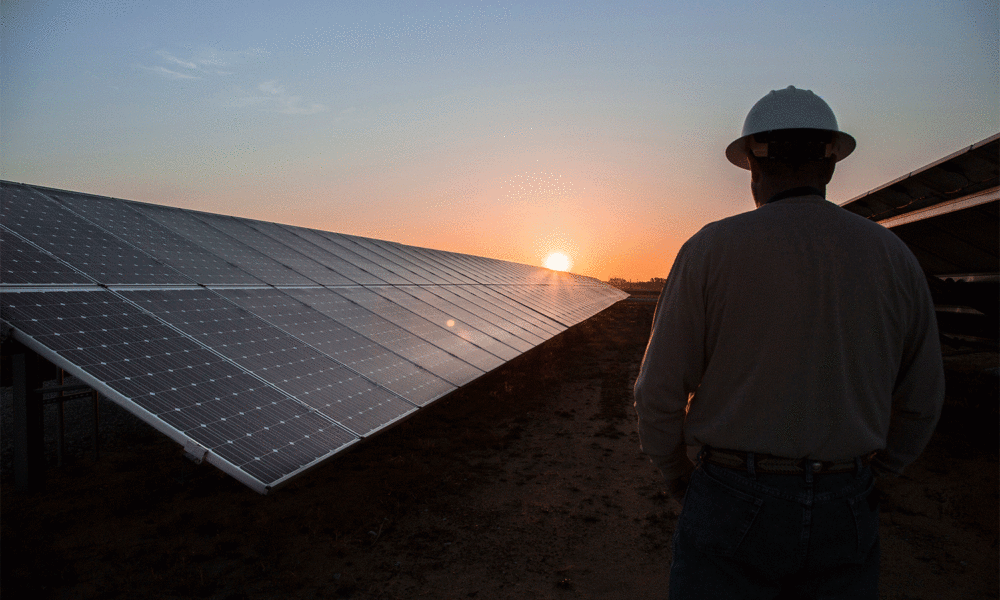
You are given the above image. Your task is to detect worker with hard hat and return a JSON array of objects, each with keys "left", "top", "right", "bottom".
[{"left": 634, "top": 86, "right": 944, "bottom": 598}]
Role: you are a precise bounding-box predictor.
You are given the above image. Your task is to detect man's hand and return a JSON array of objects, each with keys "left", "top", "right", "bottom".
[
  {"left": 667, "top": 473, "right": 690, "bottom": 507},
  {"left": 647, "top": 452, "right": 694, "bottom": 508}
]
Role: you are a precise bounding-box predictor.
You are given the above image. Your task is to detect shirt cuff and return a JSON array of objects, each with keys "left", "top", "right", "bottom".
[{"left": 648, "top": 451, "right": 695, "bottom": 482}]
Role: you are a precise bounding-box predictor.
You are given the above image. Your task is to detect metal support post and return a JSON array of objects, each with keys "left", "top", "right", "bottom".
[
  {"left": 92, "top": 391, "right": 100, "bottom": 460},
  {"left": 13, "top": 351, "right": 45, "bottom": 492},
  {"left": 57, "top": 369, "right": 65, "bottom": 467}
]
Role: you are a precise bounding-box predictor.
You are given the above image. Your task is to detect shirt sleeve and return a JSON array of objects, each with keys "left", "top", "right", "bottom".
[
  {"left": 633, "top": 237, "right": 707, "bottom": 481},
  {"left": 872, "top": 267, "right": 946, "bottom": 476}
]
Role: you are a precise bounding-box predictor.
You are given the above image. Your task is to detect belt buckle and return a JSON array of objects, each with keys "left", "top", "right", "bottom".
[{"left": 796, "top": 457, "right": 826, "bottom": 473}]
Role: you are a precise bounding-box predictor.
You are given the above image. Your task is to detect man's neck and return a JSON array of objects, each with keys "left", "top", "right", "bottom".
[
  {"left": 764, "top": 186, "right": 826, "bottom": 205},
  {"left": 753, "top": 181, "right": 826, "bottom": 207}
]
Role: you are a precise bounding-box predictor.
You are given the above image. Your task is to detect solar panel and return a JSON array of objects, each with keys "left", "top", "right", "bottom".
[
  {"left": 2, "top": 184, "right": 191, "bottom": 285},
  {"left": 0, "top": 180, "right": 628, "bottom": 493},
  {"left": 380, "top": 285, "right": 528, "bottom": 357},
  {"left": 189, "top": 213, "right": 355, "bottom": 286},
  {"left": 346, "top": 236, "right": 447, "bottom": 285},
  {"left": 336, "top": 235, "right": 437, "bottom": 285},
  {"left": 491, "top": 284, "right": 577, "bottom": 327},
  {"left": 0, "top": 227, "right": 92, "bottom": 285},
  {"left": 404, "top": 285, "right": 540, "bottom": 352},
  {"left": 216, "top": 288, "right": 456, "bottom": 405},
  {"left": 119, "top": 288, "right": 417, "bottom": 437},
  {"left": 0, "top": 289, "right": 358, "bottom": 490},
  {"left": 127, "top": 203, "right": 271, "bottom": 286},
  {"left": 291, "top": 227, "right": 415, "bottom": 285},
  {"left": 474, "top": 285, "right": 565, "bottom": 336},
  {"left": 284, "top": 287, "right": 485, "bottom": 386},
  {"left": 397, "top": 245, "right": 478, "bottom": 284},
  {"left": 335, "top": 286, "right": 505, "bottom": 372},
  {"left": 438, "top": 250, "right": 500, "bottom": 283},
  {"left": 243, "top": 220, "right": 388, "bottom": 285},
  {"left": 44, "top": 189, "right": 269, "bottom": 286},
  {"left": 476, "top": 255, "right": 524, "bottom": 284}
]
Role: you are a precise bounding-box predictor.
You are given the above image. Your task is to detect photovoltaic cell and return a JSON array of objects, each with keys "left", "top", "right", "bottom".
[
  {"left": 0, "top": 179, "right": 627, "bottom": 493},
  {"left": 507, "top": 283, "right": 605, "bottom": 327},
  {"left": 347, "top": 236, "right": 448, "bottom": 285},
  {"left": 402, "top": 285, "right": 537, "bottom": 353},
  {"left": 455, "top": 254, "right": 503, "bottom": 283},
  {"left": 441, "top": 289, "right": 549, "bottom": 348},
  {"left": 127, "top": 203, "right": 270, "bottom": 285},
  {"left": 286, "top": 287, "right": 484, "bottom": 386},
  {"left": 462, "top": 254, "right": 510, "bottom": 284},
  {"left": 291, "top": 227, "right": 414, "bottom": 285},
  {"left": 396, "top": 245, "right": 477, "bottom": 284},
  {"left": 497, "top": 259, "right": 534, "bottom": 283},
  {"left": 376, "top": 286, "right": 525, "bottom": 358},
  {"left": 120, "top": 289, "right": 417, "bottom": 436},
  {"left": 490, "top": 285, "right": 570, "bottom": 327},
  {"left": 0, "top": 289, "right": 358, "bottom": 489},
  {"left": 427, "top": 248, "right": 494, "bottom": 283},
  {"left": 474, "top": 285, "right": 565, "bottom": 336},
  {"left": 1, "top": 183, "right": 190, "bottom": 285},
  {"left": 423, "top": 249, "right": 478, "bottom": 283},
  {"left": 336, "top": 286, "right": 505, "bottom": 372},
  {"left": 245, "top": 220, "right": 388, "bottom": 285},
  {"left": 216, "top": 288, "right": 455, "bottom": 406},
  {"left": 538, "top": 284, "right": 598, "bottom": 325},
  {"left": 44, "top": 190, "right": 269, "bottom": 287},
  {"left": 190, "top": 213, "right": 355, "bottom": 286},
  {"left": 0, "top": 227, "right": 91, "bottom": 285},
  {"left": 330, "top": 235, "right": 433, "bottom": 285},
  {"left": 566, "top": 286, "right": 622, "bottom": 324}
]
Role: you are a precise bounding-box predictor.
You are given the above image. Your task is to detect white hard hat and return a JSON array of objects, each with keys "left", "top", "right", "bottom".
[{"left": 726, "top": 85, "right": 856, "bottom": 170}]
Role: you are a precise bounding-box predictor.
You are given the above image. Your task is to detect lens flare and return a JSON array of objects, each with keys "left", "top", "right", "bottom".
[{"left": 544, "top": 252, "right": 572, "bottom": 272}]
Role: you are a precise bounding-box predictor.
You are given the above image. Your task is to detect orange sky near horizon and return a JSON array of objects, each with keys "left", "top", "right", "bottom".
[{"left": 119, "top": 149, "right": 708, "bottom": 283}]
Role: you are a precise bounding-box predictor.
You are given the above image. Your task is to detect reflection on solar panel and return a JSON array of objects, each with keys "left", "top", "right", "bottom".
[{"left": 0, "top": 181, "right": 628, "bottom": 493}]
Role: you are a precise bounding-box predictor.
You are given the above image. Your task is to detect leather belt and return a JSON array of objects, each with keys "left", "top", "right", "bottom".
[{"left": 702, "top": 447, "right": 876, "bottom": 475}]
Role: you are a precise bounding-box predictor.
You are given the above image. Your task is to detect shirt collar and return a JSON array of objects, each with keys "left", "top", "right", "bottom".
[{"left": 765, "top": 186, "right": 826, "bottom": 205}]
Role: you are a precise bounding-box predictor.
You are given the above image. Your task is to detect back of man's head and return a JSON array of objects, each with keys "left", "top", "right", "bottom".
[{"left": 751, "top": 129, "right": 837, "bottom": 179}]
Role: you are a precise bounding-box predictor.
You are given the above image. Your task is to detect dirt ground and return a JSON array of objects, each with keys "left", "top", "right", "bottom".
[{"left": 2, "top": 299, "right": 997, "bottom": 599}]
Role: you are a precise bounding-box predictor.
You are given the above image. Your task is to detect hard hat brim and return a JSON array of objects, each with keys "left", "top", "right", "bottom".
[{"left": 726, "top": 129, "right": 856, "bottom": 170}]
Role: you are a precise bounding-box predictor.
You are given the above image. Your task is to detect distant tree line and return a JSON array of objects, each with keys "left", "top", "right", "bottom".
[{"left": 607, "top": 277, "right": 666, "bottom": 293}]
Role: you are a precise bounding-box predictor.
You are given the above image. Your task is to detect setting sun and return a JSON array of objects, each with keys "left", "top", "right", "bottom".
[{"left": 544, "top": 252, "right": 572, "bottom": 272}]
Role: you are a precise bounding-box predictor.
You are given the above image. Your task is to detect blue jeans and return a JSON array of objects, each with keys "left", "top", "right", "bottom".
[{"left": 669, "top": 453, "right": 880, "bottom": 599}]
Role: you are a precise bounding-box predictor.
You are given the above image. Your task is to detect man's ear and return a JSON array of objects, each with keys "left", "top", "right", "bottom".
[
  {"left": 821, "top": 157, "right": 836, "bottom": 186},
  {"left": 747, "top": 153, "right": 761, "bottom": 183}
]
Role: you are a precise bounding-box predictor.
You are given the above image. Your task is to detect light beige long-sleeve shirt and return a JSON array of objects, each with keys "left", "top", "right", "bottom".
[{"left": 634, "top": 195, "right": 945, "bottom": 482}]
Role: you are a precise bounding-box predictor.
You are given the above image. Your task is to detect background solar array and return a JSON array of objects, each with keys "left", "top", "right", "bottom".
[{"left": 0, "top": 181, "right": 628, "bottom": 493}]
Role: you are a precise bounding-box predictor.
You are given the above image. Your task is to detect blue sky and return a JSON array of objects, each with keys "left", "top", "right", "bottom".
[{"left": 2, "top": 0, "right": 997, "bottom": 279}]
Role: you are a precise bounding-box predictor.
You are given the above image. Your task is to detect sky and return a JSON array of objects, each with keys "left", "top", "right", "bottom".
[{"left": 2, "top": 0, "right": 997, "bottom": 282}]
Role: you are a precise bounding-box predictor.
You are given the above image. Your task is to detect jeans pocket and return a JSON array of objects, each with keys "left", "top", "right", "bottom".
[
  {"left": 677, "top": 467, "right": 764, "bottom": 557},
  {"left": 847, "top": 476, "right": 880, "bottom": 562}
]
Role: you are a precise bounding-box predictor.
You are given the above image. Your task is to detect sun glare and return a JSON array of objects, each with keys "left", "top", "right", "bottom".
[{"left": 544, "top": 252, "right": 572, "bottom": 272}]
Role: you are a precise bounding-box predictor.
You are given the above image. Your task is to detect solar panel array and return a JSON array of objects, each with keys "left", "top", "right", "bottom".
[{"left": 0, "top": 181, "right": 628, "bottom": 493}]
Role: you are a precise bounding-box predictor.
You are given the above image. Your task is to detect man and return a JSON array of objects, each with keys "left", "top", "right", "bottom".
[{"left": 633, "top": 86, "right": 945, "bottom": 599}]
